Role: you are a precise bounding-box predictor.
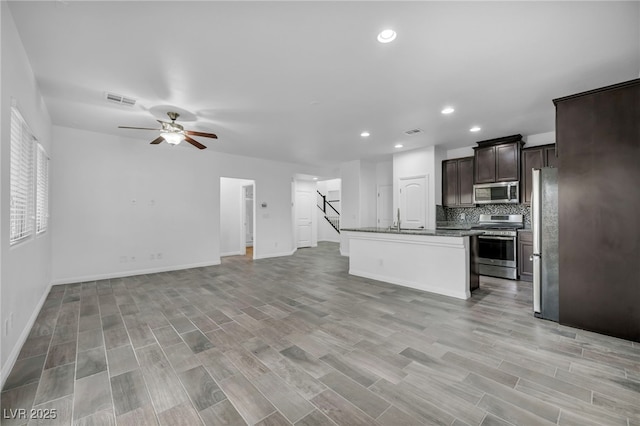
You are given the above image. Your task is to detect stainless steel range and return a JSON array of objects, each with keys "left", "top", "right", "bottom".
[{"left": 473, "top": 214, "right": 524, "bottom": 280}]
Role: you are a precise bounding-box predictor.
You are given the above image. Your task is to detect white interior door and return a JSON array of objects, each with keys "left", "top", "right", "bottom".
[
  {"left": 377, "top": 185, "right": 393, "bottom": 228},
  {"left": 296, "top": 188, "right": 313, "bottom": 248},
  {"left": 399, "top": 176, "right": 427, "bottom": 229}
]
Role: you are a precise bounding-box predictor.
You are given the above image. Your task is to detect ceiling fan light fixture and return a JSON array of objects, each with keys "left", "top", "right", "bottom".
[
  {"left": 118, "top": 111, "right": 216, "bottom": 150},
  {"left": 161, "top": 132, "right": 184, "bottom": 145}
]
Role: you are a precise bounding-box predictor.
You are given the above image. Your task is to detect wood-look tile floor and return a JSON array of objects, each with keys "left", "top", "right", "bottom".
[{"left": 2, "top": 242, "right": 639, "bottom": 425}]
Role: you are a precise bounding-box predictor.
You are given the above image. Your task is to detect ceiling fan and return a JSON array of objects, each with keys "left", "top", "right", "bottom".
[{"left": 118, "top": 111, "right": 217, "bottom": 149}]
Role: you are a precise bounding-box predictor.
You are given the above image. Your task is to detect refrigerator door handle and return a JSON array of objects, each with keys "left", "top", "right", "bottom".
[
  {"left": 531, "top": 169, "right": 541, "bottom": 255},
  {"left": 532, "top": 253, "right": 541, "bottom": 313}
]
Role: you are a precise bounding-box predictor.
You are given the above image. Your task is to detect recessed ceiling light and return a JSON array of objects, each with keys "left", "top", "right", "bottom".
[
  {"left": 360, "top": 131, "right": 370, "bottom": 137},
  {"left": 313, "top": 177, "right": 318, "bottom": 181},
  {"left": 394, "top": 143, "right": 403, "bottom": 149},
  {"left": 470, "top": 126, "right": 481, "bottom": 132},
  {"left": 441, "top": 107, "right": 455, "bottom": 114},
  {"left": 377, "top": 29, "right": 397, "bottom": 43}
]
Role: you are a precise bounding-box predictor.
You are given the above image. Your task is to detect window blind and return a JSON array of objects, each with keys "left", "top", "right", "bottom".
[
  {"left": 36, "top": 143, "right": 49, "bottom": 235},
  {"left": 10, "top": 106, "right": 35, "bottom": 244}
]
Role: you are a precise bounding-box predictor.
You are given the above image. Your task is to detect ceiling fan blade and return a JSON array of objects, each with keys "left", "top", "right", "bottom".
[
  {"left": 185, "top": 130, "right": 218, "bottom": 139},
  {"left": 119, "top": 126, "right": 161, "bottom": 131},
  {"left": 150, "top": 136, "right": 164, "bottom": 145},
  {"left": 184, "top": 135, "right": 207, "bottom": 150}
]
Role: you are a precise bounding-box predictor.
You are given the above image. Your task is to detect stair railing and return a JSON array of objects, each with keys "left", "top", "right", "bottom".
[{"left": 317, "top": 190, "right": 340, "bottom": 234}]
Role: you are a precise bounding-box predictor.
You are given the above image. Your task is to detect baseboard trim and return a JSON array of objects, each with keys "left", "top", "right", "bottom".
[
  {"left": 1, "top": 281, "right": 53, "bottom": 389},
  {"left": 253, "top": 249, "right": 295, "bottom": 260},
  {"left": 318, "top": 238, "right": 340, "bottom": 243},
  {"left": 50, "top": 260, "right": 222, "bottom": 286},
  {"left": 220, "top": 251, "right": 244, "bottom": 257},
  {"left": 349, "top": 268, "right": 470, "bottom": 300}
]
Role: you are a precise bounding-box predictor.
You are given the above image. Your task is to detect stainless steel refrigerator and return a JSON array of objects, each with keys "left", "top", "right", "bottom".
[{"left": 531, "top": 168, "right": 559, "bottom": 321}]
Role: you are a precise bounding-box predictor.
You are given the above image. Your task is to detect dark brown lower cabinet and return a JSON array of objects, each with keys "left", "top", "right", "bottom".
[
  {"left": 470, "top": 236, "right": 479, "bottom": 292},
  {"left": 554, "top": 79, "right": 640, "bottom": 342},
  {"left": 518, "top": 231, "right": 533, "bottom": 282}
]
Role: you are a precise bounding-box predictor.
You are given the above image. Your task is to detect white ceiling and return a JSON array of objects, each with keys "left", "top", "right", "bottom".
[{"left": 7, "top": 1, "right": 640, "bottom": 168}]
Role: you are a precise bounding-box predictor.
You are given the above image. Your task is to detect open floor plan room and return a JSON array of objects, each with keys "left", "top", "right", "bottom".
[{"left": 2, "top": 243, "right": 639, "bottom": 426}]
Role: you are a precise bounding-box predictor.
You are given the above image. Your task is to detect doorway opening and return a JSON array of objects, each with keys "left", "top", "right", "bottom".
[
  {"left": 243, "top": 184, "right": 254, "bottom": 258},
  {"left": 220, "top": 177, "right": 256, "bottom": 259},
  {"left": 317, "top": 178, "right": 341, "bottom": 243}
]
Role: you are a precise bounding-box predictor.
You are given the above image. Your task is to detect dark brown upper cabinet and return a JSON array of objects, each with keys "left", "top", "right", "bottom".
[
  {"left": 473, "top": 135, "right": 524, "bottom": 184},
  {"left": 442, "top": 157, "right": 474, "bottom": 207},
  {"left": 544, "top": 145, "right": 558, "bottom": 168},
  {"left": 521, "top": 143, "right": 557, "bottom": 205}
]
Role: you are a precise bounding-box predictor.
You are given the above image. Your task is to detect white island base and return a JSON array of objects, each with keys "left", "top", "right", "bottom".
[{"left": 344, "top": 230, "right": 476, "bottom": 300}]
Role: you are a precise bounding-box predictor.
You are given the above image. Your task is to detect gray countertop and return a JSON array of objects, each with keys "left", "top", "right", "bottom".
[
  {"left": 342, "top": 227, "right": 485, "bottom": 237},
  {"left": 436, "top": 221, "right": 473, "bottom": 229}
]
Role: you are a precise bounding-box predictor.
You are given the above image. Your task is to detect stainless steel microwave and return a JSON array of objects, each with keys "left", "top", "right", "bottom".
[{"left": 473, "top": 181, "right": 519, "bottom": 204}]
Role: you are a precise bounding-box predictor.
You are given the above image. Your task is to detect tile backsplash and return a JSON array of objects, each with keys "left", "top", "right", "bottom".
[{"left": 442, "top": 204, "right": 531, "bottom": 225}]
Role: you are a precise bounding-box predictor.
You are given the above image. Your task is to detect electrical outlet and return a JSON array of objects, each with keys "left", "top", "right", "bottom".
[{"left": 460, "top": 213, "right": 466, "bottom": 220}]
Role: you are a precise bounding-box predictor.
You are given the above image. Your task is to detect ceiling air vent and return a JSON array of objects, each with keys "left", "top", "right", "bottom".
[
  {"left": 105, "top": 92, "right": 137, "bottom": 107},
  {"left": 404, "top": 128, "right": 423, "bottom": 136}
]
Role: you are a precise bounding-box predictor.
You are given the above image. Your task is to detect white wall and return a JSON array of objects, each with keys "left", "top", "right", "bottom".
[
  {"left": 434, "top": 145, "right": 446, "bottom": 206},
  {"left": 339, "top": 160, "right": 360, "bottom": 255},
  {"left": 339, "top": 160, "right": 379, "bottom": 255},
  {"left": 375, "top": 161, "right": 393, "bottom": 228},
  {"left": 51, "top": 126, "right": 330, "bottom": 283},
  {"left": 393, "top": 146, "right": 440, "bottom": 230},
  {"left": 359, "top": 161, "right": 377, "bottom": 229},
  {"left": 1, "top": 2, "right": 53, "bottom": 386},
  {"left": 446, "top": 146, "right": 475, "bottom": 159},
  {"left": 220, "top": 177, "right": 253, "bottom": 256},
  {"left": 376, "top": 161, "right": 392, "bottom": 187},
  {"left": 523, "top": 131, "right": 556, "bottom": 147}
]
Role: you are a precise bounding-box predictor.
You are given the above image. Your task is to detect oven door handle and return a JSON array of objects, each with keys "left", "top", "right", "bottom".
[{"left": 478, "top": 236, "right": 514, "bottom": 241}]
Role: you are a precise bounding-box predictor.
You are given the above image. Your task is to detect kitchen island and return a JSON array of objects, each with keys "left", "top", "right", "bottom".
[{"left": 342, "top": 227, "right": 483, "bottom": 300}]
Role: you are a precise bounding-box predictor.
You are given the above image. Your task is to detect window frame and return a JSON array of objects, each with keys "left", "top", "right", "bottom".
[
  {"left": 36, "top": 143, "right": 50, "bottom": 235},
  {"left": 10, "top": 104, "right": 37, "bottom": 245}
]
